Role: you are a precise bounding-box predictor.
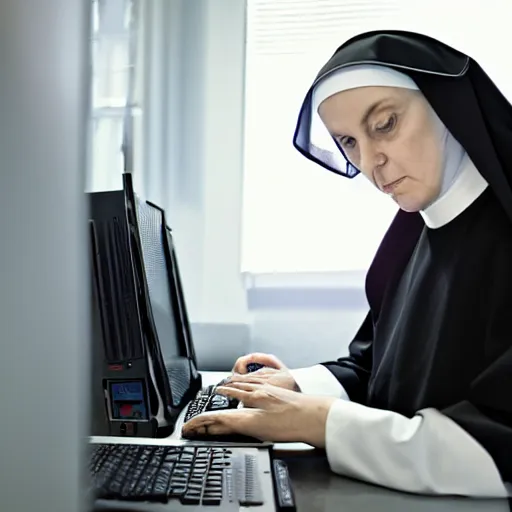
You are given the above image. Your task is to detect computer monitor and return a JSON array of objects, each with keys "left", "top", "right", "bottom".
[
  {"left": 88, "top": 174, "right": 201, "bottom": 438},
  {"left": 135, "top": 196, "right": 201, "bottom": 406}
]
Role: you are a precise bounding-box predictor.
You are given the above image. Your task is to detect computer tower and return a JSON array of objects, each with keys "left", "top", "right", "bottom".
[{"left": 89, "top": 174, "right": 201, "bottom": 438}]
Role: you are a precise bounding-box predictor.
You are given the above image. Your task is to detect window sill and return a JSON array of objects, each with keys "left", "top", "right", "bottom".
[{"left": 243, "top": 270, "right": 368, "bottom": 310}]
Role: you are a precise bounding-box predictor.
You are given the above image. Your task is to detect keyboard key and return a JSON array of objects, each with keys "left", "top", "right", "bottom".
[
  {"left": 151, "top": 467, "right": 173, "bottom": 500},
  {"left": 185, "top": 386, "right": 239, "bottom": 422},
  {"left": 181, "top": 493, "right": 201, "bottom": 505},
  {"left": 202, "top": 495, "right": 222, "bottom": 506},
  {"left": 169, "top": 488, "right": 187, "bottom": 498}
]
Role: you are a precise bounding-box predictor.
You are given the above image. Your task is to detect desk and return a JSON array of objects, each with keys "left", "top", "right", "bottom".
[
  {"left": 199, "top": 372, "right": 511, "bottom": 512},
  {"left": 277, "top": 452, "right": 510, "bottom": 512}
]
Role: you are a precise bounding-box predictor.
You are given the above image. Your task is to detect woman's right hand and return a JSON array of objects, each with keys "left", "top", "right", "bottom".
[{"left": 229, "top": 353, "right": 300, "bottom": 391}]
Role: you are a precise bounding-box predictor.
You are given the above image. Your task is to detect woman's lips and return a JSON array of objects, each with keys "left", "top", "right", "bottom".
[{"left": 382, "top": 177, "right": 406, "bottom": 194}]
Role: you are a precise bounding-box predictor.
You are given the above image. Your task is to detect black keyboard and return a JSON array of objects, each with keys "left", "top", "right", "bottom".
[
  {"left": 184, "top": 385, "right": 239, "bottom": 423},
  {"left": 89, "top": 443, "right": 263, "bottom": 507},
  {"left": 182, "top": 385, "right": 262, "bottom": 443}
]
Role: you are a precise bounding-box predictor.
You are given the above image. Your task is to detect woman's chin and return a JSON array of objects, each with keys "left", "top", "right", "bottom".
[
  {"left": 392, "top": 195, "right": 428, "bottom": 213},
  {"left": 389, "top": 183, "right": 440, "bottom": 212}
]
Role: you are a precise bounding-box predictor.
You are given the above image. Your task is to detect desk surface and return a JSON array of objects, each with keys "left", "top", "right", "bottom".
[
  {"left": 278, "top": 451, "right": 510, "bottom": 512},
  {"left": 201, "top": 372, "right": 511, "bottom": 512}
]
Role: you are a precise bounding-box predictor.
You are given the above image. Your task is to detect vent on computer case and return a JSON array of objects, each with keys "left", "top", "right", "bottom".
[{"left": 89, "top": 216, "right": 144, "bottom": 363}]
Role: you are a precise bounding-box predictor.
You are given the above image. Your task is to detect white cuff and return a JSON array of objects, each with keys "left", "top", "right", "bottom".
[
  {"left": 290, "top": 365, "right": 350, "bottom": 400},
  {"left": 324, "top": 399, "right": 508, "bottom": 497}
]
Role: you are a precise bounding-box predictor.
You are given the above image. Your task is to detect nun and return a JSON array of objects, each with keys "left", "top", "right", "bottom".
[{"left": 182, "top": 31, "right": 512, "bottom": 497}]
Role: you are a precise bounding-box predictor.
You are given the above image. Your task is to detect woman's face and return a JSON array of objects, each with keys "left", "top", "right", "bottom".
[{"left": 318, "top": 86, "right": 443, "bottom": 212}]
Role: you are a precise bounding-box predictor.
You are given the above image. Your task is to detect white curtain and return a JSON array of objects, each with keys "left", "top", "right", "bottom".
[
  {"left": 241, "top": 0, "right": 512, "bottom": 273},
  {"left": 87, "top": 0, "right": 144, "bottom": 194}
]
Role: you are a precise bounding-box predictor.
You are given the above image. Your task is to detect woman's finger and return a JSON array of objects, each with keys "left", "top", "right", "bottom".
[
  {"left": 182, "top": 413, "right": 218, "bottom": 433},
  {"left": 219, "top": 382, "right": 261, "bottom": 392},
  {"left": 232, "top": 353, "right": 284, "bottom": 374},
  {"left": 225, "top": 375, "right": 267, "bottom": 386},
  {"left": 201, "top": 420, "right": 236, "bottom": 436},
  {"left": 182, "top": 409, "right": 234, "bottom": 431},
  {"left": 215, "top": 385, "right": 255, "bottom": 404},
  {"left": 215, "top": 383, "right": 262, "bottom": 408},
  {"left": 232, "top": 355, "right": 252, "bottom": 374},
  {"left": 253, "top": 366, "right": 278, "bottom": 375},
  {"left": 232, "top": 353, "right": 269, "bottom": 373}
]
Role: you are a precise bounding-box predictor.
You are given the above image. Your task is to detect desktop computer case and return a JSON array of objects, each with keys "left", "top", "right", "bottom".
[{"left": 88, "top": 175, "right": 201, "bottom": 438}]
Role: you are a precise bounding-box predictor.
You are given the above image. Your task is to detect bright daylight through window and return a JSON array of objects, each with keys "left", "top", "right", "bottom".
[
  {"left": 240, "top": 0, "right": 512, "bottom": 274},
  {"left": 241, "top": 0, "right": 400, "bottom": 273}
]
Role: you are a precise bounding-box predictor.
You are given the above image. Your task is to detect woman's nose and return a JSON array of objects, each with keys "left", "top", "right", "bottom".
[{"left": 359, "top": 143, "right": 386, "bottom": 175}]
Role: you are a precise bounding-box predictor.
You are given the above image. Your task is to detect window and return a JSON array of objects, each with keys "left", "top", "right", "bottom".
[
  {"left": 241, "top": 0, "right": 401, "bottom": 273},
  {"left": 240, "top": 0, "right": 512, "bottom": 273},
  {"left": 87, "top": 0, "right": 144, "bottom": 194}
]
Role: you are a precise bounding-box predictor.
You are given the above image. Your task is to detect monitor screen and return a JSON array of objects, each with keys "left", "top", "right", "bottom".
[{"left": 135, "top": 199, "right": 180, "bottom": 362}]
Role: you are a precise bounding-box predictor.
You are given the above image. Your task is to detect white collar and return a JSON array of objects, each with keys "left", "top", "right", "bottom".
[{"left": 420, "top": 154, "right": 488, "bottom": 229}]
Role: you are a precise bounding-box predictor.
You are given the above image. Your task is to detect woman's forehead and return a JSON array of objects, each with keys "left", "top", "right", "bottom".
[
  {"left": 318, "top": 86, "right": 414, "bottom": 129},
  {"left": 319, "top": 86, "right": 406, "bottom": 113}
]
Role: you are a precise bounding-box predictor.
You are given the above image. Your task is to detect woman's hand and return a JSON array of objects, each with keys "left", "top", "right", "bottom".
[
  {"left": 232, "top": 352, "right": 286, "bottom": 374},
  {"left": 230, "top": 353, "right": 299, "bottom": 391},
  {"left": 181, "top": 382, "right": 336, "bottom": 447}
]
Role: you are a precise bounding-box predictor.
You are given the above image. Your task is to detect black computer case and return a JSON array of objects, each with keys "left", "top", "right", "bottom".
[{"left": 88, "top": 174, "right": 201, "bottom": 438}]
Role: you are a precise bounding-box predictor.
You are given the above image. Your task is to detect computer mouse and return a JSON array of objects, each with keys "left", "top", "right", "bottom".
[{"left": 246, "top": 362, "right": 265, "bottom": 373}]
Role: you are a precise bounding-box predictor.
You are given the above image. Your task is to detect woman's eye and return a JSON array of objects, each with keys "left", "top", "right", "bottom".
[
  {"left": 339, "top": 136, "right": 356, "bottom": 149},
  {"left": 375, "top": 114, "right": 396, "bottom": 133}
]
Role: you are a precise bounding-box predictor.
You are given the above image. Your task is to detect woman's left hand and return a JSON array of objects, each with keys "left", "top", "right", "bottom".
[{"left": 181, "top": 382, "right": 336, "bottom": 447}]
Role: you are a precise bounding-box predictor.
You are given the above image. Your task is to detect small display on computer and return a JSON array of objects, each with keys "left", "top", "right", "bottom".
[{"left": 109, "top": 380, "right": 148, "bottom": 421}]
